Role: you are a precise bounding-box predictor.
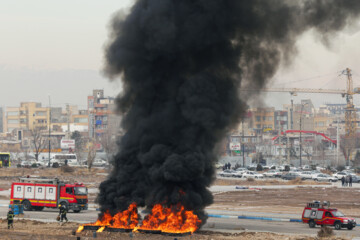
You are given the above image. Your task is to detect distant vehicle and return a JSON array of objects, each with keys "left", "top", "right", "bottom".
[
  {"left": 51, "top": 154, "right": 77, "bottom": 167},
  {"left": 333, "top": 172, "right": 348, "bottom": 179},
  {"left": 299, "top": 171, "right": 313, "bottom": 180},
  {"left": 281, "top": 172, "right": 300, "bottom": 180},
  {"left": 92, "top": 159, "right": 108, "bottom": 167},
  {"left": 351, "top": 175, "right": 360, "bottom": 183},
  {"left": 313, "top": 174, "right": 337, "bottom": 182},
  {"left": 219, "top": 169, "right": 236, "bottom": 177},
  {"left": 232, "top": 170, "right": 244, "bottom": 178},
  {"left": 302, "top": 165, "right": 311, "bottom": 170},
  {"left": 316, "top": 166, "right": 326, "bottom": 171},
  {"left": 302, "top": 201, "right": 356, "bottom": 230},
  {"left": 242, "top": 171, "right": 264, "bottom": 179},
  {"left": 263, "top": 170, "right": 282, "bottom": 178},
  {"left": 0, "top": 152, "right": 11, "bottom": 167}
]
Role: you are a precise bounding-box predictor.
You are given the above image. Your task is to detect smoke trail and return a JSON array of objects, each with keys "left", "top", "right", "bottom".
[{"left": 97, "top": 0, "right": 360, "bottom": 223}]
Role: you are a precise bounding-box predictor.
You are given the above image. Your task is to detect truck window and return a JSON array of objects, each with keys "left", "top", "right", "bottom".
[
  {"left": 325, "top": 212, "right": 332, "bottom": 217},
  {"left": 66, "top": 187, "right": 73, "bottom": 194},
  {"left": 316, "top": 211, "right": 323, "bottom": 219},
  {"left": 310, "top": 210, "right": 317, "bottom": 218},
  {"left": 27, "top": 187, "right": 32, "bottom": 192},
  {"left": 303, "top": 209, "right": 311, "bottom": 218}
]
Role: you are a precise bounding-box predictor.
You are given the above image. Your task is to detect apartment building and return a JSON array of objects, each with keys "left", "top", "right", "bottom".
[
  {"left": 4, "top": 102, "right": 50, "bottom": 133},
  {"left": 248, "top": 107, "right": 275, "bottom": 135},
  {"left": 88, "top": 90, "right": 117, "bottom": 139}
]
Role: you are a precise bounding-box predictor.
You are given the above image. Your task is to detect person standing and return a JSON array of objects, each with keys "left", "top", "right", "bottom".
[
  {"left": 349, "top": 175, "right": 353, "bottom": 187},
  {"left": 341, "top": 176, "right": 345, "bottom": 187},
  {"left": 345, "top": 175, "right": 350, "bottom": 187},
  {"left": 7, "top": 208, "right": 14, "bottom": 229},
  {"left": 58, "top": 204, "right": 68, "bottom": 223}
]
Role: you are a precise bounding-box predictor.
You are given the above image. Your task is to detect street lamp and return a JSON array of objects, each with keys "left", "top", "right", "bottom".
[{"left": 299, "top": 103, "right": 308, "bottom": 168}]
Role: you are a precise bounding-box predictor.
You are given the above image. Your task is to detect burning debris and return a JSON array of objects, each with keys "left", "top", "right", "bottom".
[{"left": 84, "top": 0, "right": 360, "bottom": 235}]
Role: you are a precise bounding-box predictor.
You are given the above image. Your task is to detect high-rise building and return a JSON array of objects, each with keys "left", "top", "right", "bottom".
[{"left": 88, "top": 90, "right": 118, "bottom": 139}]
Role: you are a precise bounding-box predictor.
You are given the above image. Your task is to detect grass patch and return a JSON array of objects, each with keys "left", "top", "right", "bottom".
[{"left": 317, "top": 226, "right": 334, "bottom": 238}]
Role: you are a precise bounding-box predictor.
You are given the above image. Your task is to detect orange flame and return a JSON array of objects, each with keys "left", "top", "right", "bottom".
[
  {"left": 76, "top": 225, "right": 84, "bottom": 233},
  {"left": 86, "top": 203, "right": 139, "bottom": 229},
  {"left": 139, "top": 203, "right": 201, "bottom": 233},
  {"left": 77, "top": 202, "right": 201, "bottom": 234},
  {"left": 97, "top": 226, "right": 106, "bottom": 233}
]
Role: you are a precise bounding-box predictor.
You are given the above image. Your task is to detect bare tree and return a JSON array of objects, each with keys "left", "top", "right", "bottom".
[
  {"left": 87, "top": 142, "right": 96, "bottom": 171},
  {"left": 30, "top": 126, "right": 47, "bottom": 161},
  {"left": 71, "top": 131, "right": 87, "bottom": 165},
  {"left": 99, "top": 130, "right": 118, "bottom": 164}
]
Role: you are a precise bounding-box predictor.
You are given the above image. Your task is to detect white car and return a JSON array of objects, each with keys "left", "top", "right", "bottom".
[
  {"left": 333, "top": 172, "right": 348, "bottom": 179},
  {"left": 92, "top": 159, "right": 109, "bottom": 167},
  {"left": 242, "top": 171, "right": 264, "bottom": 179},
  {"left": 299, "top": 171, "right": 313, "bottom": 180},
  {"left": 219, "top": 169, "right": 236, "bottom": 177},
  {"left": 232, "top": 170, "right": 245, "bottom": 178},
  {"left": 263, "top": 170, "right": 282, "bottom": 178},
  {"left": 313, "top": 174, "right": 337, "bottom": 182}
]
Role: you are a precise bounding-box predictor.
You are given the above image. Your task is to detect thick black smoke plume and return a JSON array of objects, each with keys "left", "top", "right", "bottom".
[{"left": 97, "top": 0, "right": 360, "bottom": 223}]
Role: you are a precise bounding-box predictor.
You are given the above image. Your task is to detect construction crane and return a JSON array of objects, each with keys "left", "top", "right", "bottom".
[{"left": 241, "top": 68, "right": 359, "bottom": 138}]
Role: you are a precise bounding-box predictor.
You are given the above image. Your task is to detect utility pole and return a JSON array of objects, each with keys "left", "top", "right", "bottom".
[
  {"left": 336, "top": 116, "right": 340, "bottom": 167},
  {"left": 66, "top": 104, "right": 71, "bottom": 139},
  {"left": 242, "top": 120, "right": 245, "bottom": 167},
  {"left": 48, "top": 95, "right": 51, "bottom": 167},
  {"left": 290, "top": 98, "right": 294, "bottom": 130},
  {"left": 299, "top": 103, "right": 307, "bottom": 168}
]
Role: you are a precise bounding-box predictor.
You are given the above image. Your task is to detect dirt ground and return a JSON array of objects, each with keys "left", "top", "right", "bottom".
[
  {"left": 211, "top": 185, "right": 360, "bottom": 217},
  {"left": 0, "top": 168, "right": 357, "bottom": 239},
  {"left": 0, "top": 219, "right": 341, "bottom": 240}
]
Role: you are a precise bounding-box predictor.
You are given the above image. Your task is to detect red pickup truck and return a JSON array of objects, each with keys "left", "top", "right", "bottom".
[{"left": 302, "top": 201, "right": 356, "bottom": 230}]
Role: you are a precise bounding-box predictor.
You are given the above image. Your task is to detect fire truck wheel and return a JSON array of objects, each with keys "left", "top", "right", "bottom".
[
  {"left": 347, "top": 226, "right": 353, "bottom": 230},
  {"left": 34, "top": 206, "right": 44, "bottom": 211},
  {"left": 308, "top": 220, "right": 316, "bottom": 228},
  {"left": 22, "top": 200, "right": 32, "bottom": 211},
  {"left": 334, "top": 221, "right": 342, "bottom": 230},
  {"left": 73, "top": 210, "right": 81, "bottom": 213}
]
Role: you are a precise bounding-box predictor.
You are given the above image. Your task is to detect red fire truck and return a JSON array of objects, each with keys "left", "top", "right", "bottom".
[
  {"left": 302, "top": 201, "right": 356, "bottom": 230},
  {"left": 10, "top": 177, "right": 88, "bottom": 213}
]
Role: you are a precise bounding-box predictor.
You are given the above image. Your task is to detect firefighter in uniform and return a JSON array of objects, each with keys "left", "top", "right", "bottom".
[
  {"left": 7, "top": 208, "right": 14, "bottom": 229},
  {"left": 58, "top": 204, "right": 68, "bottom": 222}
]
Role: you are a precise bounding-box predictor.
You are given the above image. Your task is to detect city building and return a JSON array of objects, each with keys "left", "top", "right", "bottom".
[
  {"left": 0, "top": 107, "right": 3, "bottom": 133},
  {"left": 88, "top": 90, "right": 120, "bottom": 142},
  {"left": 4, "top": 102, "right": 50, "bottom": 133}
]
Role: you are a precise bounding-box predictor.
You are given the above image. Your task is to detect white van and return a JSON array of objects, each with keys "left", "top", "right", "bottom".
[{"left": 51, "top": 154, "right": 78, "bottom": 166}]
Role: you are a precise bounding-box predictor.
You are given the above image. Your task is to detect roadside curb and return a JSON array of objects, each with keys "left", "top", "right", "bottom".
[
  {"left": 209, "top": 214, "right": 302, "bottom": 223},
  {"left": 208, "top": 214, "right": 360, "bottom": 227}
]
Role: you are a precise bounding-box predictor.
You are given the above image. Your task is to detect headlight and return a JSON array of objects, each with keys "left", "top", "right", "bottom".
[{"left": 343, "top": 220, "right": 348, "bottom": 223}]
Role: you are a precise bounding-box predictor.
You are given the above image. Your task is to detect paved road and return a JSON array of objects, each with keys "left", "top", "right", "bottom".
[{"left": 0, "top": 207, "right": 359, "bottom": 238}]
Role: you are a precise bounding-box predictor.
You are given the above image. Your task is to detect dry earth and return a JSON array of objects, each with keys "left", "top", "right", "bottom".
[{"left": 0, "top": 219, "right": 344, "bottom": 240}]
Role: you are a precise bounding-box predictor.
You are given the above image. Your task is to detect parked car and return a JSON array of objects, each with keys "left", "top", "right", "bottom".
[
  {"left": 219, "top": 169, "right": 236, "bottom": 177},
  {"left": 299, "top": 171, "right": 313, "bottom": 180},
  {"left": 242, "top": 171, "right": 264, "bottom": 179},
  {"left": 351, "top": 175, "right": 360, "bottom": 183},
  {"left": 263, "top": 170, "right": 282, "bottom": 178},
  {"left": 92, "top": 159, "right": 109, "bottom": 167},
  {"left": 302, "top": 165, "right": 311, "bottom": 170},
  {"left": 281, "top": 172, "right": 300, "bottom": 180},
  {"left": 313, "top": 174, "right": 337, "bottom": 182},
  {"left": 333, "top": 172, "right": 348, "bottom": 179}
]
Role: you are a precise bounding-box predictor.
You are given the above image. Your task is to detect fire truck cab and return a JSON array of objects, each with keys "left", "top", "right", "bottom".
[
  {"left": 10, "top": 177, "right": 88, "bottom": 213},
  {"left": 302, "top": 201, "right": 356, "bottom": 230}
]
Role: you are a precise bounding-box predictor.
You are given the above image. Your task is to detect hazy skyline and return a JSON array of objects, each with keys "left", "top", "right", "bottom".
[{"left": 2, "top": 0, "right": 360, "bottom": 110}]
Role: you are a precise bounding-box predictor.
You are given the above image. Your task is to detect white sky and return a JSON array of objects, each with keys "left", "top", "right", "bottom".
[{"left": 1, "top": 0, "right": 360, "bottom": 110}]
